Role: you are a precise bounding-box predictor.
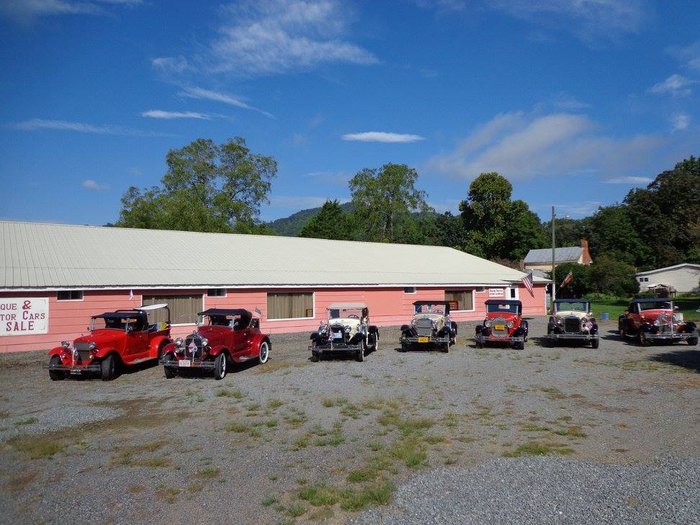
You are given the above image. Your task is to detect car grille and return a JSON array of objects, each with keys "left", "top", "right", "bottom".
[
  {"left": 564, "top": 318, "right": 581, "bottom": 333},
  {"left": 491, "top": 317, "right": 508, "bottom": 336},
  {"left": 414, "top": 318, "right": 433, "bottom": 337},
  {"left": 75, "top": 342, "right": 93, "bottom": 362},
  {"left": 185, "top": 335, "right": 205, "bottom": 357},
  {"left": 655, "top": 314, "right": 673, "bottom": 333}
]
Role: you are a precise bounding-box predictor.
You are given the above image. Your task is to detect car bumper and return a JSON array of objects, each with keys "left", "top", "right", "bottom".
[
  {"left": 46, "top": 363, "right": 101, "bottom": 374},
  {"left": 475, "top": 334, "right": 524, "bottom": 344},
  {"left": 310, "top": 342, "right": 362, "bottom": 352},
  {"left": 161, "top": 357, "right": 216, "bottom": 370},
  {"left": 643, "top": 331, "right": 697, "bottom": 342},
  {"left": 401, "top": 335, "right": 450, "bottom": 345},
  {"left": 548, "top": 332, "right": 598, "bottom": 340}
]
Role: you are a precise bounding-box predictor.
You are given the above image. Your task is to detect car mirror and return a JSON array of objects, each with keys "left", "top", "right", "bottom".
[{"left": 674, "top": 306, "right": 679, "bottom": 311}]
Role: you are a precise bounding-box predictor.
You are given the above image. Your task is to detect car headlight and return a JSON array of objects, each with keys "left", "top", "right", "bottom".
[
  {"left": 484, "top": 319, "right": 491, "bottom": 328},
  {"left": 557, "top": 318, "right": 564, "bottom": 326},
  {"left": 431, "top": 319, "right": 437, "bottom": 329},
  {"left": 343, "top": 325, "right": 351, "bottom": 332},
  {"left": 61, "top": 341, "right": 71, "bottom": 349},
  {"left": 201, "top": 338, "right": 209, "bottom": 347},
  {"left": 507, "top": 320, "right": 514, "bottom": 328},
  {"left": 88, "top": 342, "right": 97, "bottom": 351}
]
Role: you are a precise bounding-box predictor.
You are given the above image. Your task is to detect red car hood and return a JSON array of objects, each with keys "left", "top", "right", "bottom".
[{"left": 74, "top": 330, "right": 123, "bottom": 348}]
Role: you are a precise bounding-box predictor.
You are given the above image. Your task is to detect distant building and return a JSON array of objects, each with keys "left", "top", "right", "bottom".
[
  {"left": 523, "top": 240, "right": 593, "bottom": 272},
  {"left": 635, "top": 263, "right": 700, "bottom": 294}
]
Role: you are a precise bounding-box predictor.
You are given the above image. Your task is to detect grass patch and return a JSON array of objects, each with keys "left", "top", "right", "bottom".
[
  {"left": 551, "top": 425, "right": 587, "bottom": 438},
  {"left": 15, "top": 417, "right": 39, "bottom": 426},
  {"left": 286, "top": 503, "right": 307, "bottom": 517},
  {"left": 503, "top": 441, "right": 575, "bottom": 457},
  {"left": 9, "top": 435, "right": 61, "bottom": 459},
  {"left": 267, "top": 399, "right": 284, "bottom": 409},
  {"left": 216, "top": 389, "right": 245, "bottom": 399},
  {"left": 262, "top": 495, "right": 277, "bottom": 507},
  {"left": 540, "top": 387, "right": 567, "bottom": 400},
  {"left": 194, "top": 467, "right": 220, "bottom": 479},
  {"left": 347, "top": 468, "right": 378, "bottom": 483}
]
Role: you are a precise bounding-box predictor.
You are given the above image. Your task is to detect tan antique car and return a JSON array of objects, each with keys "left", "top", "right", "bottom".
[
  {"left": 546, "top": 298, "right": 599, "bottom": 348},
  {"left": 309, "top": 303, "right": 379, "bottom": 362}
]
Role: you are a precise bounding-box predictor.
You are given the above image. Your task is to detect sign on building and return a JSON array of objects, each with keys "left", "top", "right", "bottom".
[
  {"left": 488, "top": 288, "right": 505, "bottom": 298},
  {"left": 0, "top": 298, "right": 49, "bottom": 336}
]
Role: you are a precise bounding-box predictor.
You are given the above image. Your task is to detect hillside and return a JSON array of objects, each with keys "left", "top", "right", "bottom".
[{"left": 267, "top": 202, "right": 353, "bottom": 236}]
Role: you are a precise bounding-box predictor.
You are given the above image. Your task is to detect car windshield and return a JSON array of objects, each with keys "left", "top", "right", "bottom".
[
  {"left": 93, "top": 315, "right": 143, "bottom": 331},
  {"left": 556, "top": 301, "right": 589, "bottom": 312},
  {"left": 639, "top": 301, "right": 672, "bottom": 311},
  {"left": 486, "top": 303, "right": 520, "bottom": 314},
  {"left": 329, "top": 308, "right": 363, "bottom": 319},
  {"left": 414, "top": 304, "right": 446, "bottom": 315}
]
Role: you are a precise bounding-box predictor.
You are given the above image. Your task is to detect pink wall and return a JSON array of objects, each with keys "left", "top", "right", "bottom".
[{"left": 0, "top": 284, "right": 547, "bottom": 353}]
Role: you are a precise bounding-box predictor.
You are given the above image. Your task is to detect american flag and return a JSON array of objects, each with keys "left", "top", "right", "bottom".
[
  {"left": 522, "top": 271, "right": 534, "bottom": 297},
  {"left": 560, "top": 271, "right": 574, "bottom": 289}
]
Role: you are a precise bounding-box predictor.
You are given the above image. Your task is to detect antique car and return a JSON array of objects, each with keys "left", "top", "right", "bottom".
[
  {"left": 618, "top": 298, "right": 698, "bottom": 346},
  {"left": 546, "top": 298, "right": 599, "bottom": 348},
  {"left": 309, "top": 302, "right": 379, "bottom": 362},
  {"left": 47, "top": 303, "right": 171, "bottom": 381},
  {"left": 474, "top": 299, "right": 528, "bottom": 349},
  {"left": 400, "top": 300, "right": 457, "bottom": 352},
  {"left": 161, "top": 308, "right": 271, "bottom": 379}
]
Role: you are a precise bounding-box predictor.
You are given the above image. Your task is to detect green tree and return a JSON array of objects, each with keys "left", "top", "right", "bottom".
[
  {"left": 349, "top": 163, "right": 432, "bottom": 243},
  {"left": 587, "top": 205, "right": 648, "bottom": 266},
  {"left": 554, "top": 262, "right": 592, "bottom": 298},
  {"left": 588, "top": 256, "right": 639, "bottom": 296},
  {"left": 299, "top": 200, "right": 353, "bottom": 240},
  {"left": 543, "top": 216, "right": 592, "bottom": 248},
  {"left": 459, "top": 172, "right": 547, "bottom": 261},
  {"left": 624, "top": 156, "right": 700, "bottom": 268},
  {"left": 117, "top": 137, "right": 277, "bottom": 233}
]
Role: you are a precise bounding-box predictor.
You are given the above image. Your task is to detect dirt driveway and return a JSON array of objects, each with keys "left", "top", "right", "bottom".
[{"left": 0, "top": 319, "right": 698, "bottom": 524}]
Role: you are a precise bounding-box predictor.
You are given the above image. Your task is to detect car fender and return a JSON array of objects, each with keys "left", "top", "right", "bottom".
[
  {"left": 209, "top": 344, "right": 227, "bottom": 357},
  {"left": 400, "top": 324, "right": 410, "bottom": 333},
  {"left": 639, "top": 323, "right": 652, "bottom": 333},
  {"left": 369, "top": 325, "right": 379, "bottom": 336},
  {"left": 48, "top": 346, "right": 64, "bottom": 357},
  {"left": 162, "top": 341, "right": 178, "bottom": 355},
  {"left": 148, "top": 335, "right": 171, "bottom": 356}
]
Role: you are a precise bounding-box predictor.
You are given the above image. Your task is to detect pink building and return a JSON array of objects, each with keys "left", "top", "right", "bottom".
[{"left": 1, "top": 221, "right": 548, "bottom": 353}]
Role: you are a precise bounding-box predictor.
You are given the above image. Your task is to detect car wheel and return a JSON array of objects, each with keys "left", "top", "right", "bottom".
[
  {"left": 163, "top": 353, "right": 177, "bottom": 379},
  {"left": 100, "top": 354, "right": 116, "bottom": 381},
  {"left": 214, "top": 353, "right": 227, "bottom": 380},
  {"left": 311, "top": 352, "right": 319, "bottom": 362},
  {"left": 513, "top": 341, "right": 524, "bottom": 350},
  {"left": 48, "top": 355, "right": 65, "bottom": 381},
  {"left": 258, "top": 341, "right": 270, "bottom": 364},
  {"left": 356, "top": 339, "right": 365, "bottom": 362},
  {"left": 688, "top": 336, "right": 698, "bottom": 346},
  {"left": 591, "top": 337, "right": 600, "bottom": 349},
  {"left": 441, "top": 341, "right": 449, "bottom": 353},
  {"left": 475, "top": 338, "right": 483, "bottom": 349},
  {"left": 638, "top": 332, "right": 649, "bottom": 347}
]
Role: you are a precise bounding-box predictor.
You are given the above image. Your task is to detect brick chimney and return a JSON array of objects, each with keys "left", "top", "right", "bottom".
[{"left": 580, "top": 239, "right": 592, "bottom": 265}]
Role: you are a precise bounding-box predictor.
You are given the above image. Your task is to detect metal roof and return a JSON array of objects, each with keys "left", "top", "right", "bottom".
[
  {"left": 635, "top": 263, "right": 700, "bottom": 276},
  {"left": 1, "top": 221, "right": 544, "bottom": 291},
  {"left": 524, "top": 247, "right": 583, "bottom": 264}
]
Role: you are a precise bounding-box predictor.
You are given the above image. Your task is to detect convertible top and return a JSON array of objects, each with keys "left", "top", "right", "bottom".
[
  {"left": 327, "top": 302, "right": 367, "bottom": 310},
  {"left": 484, "top": 299, "right": 522, "bottom": 307}
]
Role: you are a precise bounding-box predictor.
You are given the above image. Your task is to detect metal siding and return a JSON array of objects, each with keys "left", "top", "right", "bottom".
[{"left": 2, "top": 221, "right": 537, "bottom": 290}]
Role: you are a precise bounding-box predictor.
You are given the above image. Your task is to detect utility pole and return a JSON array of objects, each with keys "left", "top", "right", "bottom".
[{"left": 551, "top": 206, "right": 556, "bottom": 311}]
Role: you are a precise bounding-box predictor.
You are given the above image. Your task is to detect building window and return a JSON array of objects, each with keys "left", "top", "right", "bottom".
[
  {"left": 57, "top": 290, "right": 83, "bottom": 301},
  {"left": 207, "top": 289, "right": 226, "bottom": 297},
  {"left": 142, "top": 294, "right": 202, "bottom": 325},
  {"left": 404, "top": 287, "right": 417, "bottom": 294},
  {"left": 509, "top": 287, "right": 519, "bottom": 299},
  {"left": 445, "top": 290, "right": 474, "bottom": 311},
  {"left": 267, "top": 293, "right": 313, "bottom": 320}
]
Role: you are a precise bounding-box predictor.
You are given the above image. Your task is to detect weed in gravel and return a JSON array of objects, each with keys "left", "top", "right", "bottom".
[
  {"left": 127, "top": 484, "right": 146, "bottom": 494},
  {"left": 216, "top": 389, "right": 245, "bottom": 399},
  {"left": 267, "top": 399, "right": 283, "bottom": 410},
  {"left": 0, "top": 410, "right": 9, "bottom": 419},
  {"left": 503, "top": 441, "right": 575, "bottom": 457},
  {"left": 292, "top": 435, "right": 310, "bottom": 451},
  {"left": 262, "top": 495, "right": 277, "bottom": 507},
  {"left": 552, "top": 425, "right": 587, "bottom": 438},
  {"left": 15, "top": 417, "right": 38, "bottom": 426},
  {"left": 156, "top": 486, "right": 180, "bottom": 504},
  {"left": 347, "top": 468, "right": 378, "bottom": 483},
  {"left": 340, "top": 480, "right": 395, "bottom": 511},
  {"left": 283, "top": 408, "right": 308, "bottom": 428},
  {"left": 225, "top": 421, "right": 249, "bottom": 433},
  {"left": 321, "top": 397, "right": 348, "bottom": 408},
  {"left": 194, "top": 467, "right": 220, "bottom": 479},
  {"left": 245, "top": 402, "right": 262, "bottom": 412},
  {"left": 540, "top": 387, "right": 567, "bottom": 400},
  {"left": 265, "top": 419, "right": 278, "bottom": 428},
  {"left": 286, "top": 503, "right": 308, "bottom": 517},
  {"left": 299, "top": 484, "right": 340, "bottom": 506},
  {"left": 9, "top": 435, "right": 61, "bottom": 459}
]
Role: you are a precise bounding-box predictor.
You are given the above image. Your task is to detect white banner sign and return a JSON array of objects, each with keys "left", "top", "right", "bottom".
[
  {"left": 488, "top": 288, "right": 505, "bottom": 298},
  {"left": 0, "top": 298, "right": 49, "bottom": 336}
]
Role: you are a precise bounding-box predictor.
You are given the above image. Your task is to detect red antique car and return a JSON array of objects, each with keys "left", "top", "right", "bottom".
[
  {"left": 618, "top": 298, "right": 698, "bottom": 346},
  {"left": 161, "top": 308, "right": 271, "bottom": 380},
  {"left": 47, "top": 304, "right": 171, "bottom": 381},
  {"left": 474, "top": 299, "right": 528, "bottom": 349}
]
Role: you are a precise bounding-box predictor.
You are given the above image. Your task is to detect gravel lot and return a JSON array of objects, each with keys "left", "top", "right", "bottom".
[{"left": 0, "top": 318, "right": 698, "bottom": 525}]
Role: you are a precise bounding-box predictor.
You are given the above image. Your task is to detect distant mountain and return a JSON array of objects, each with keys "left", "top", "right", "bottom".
[{"left": 267, "top": 202, "right": 353, "bottom": 236}]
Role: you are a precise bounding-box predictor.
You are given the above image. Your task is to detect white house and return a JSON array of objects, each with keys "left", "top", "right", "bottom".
[{"left": 636, "top": 263, "right": 700, "bottom": 294}]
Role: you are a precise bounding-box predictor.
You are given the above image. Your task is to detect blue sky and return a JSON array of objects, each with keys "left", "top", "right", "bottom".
[{"left": 1, "top": 0, "right": 698, "bottom": 226}]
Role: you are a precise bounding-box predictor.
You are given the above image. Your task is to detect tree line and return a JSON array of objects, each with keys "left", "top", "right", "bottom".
[{"left": 116, "top": 137, "right": 699, "bottom": 295}]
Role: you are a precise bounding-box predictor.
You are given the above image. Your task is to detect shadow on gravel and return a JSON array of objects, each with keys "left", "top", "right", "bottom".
[{"left": 649, "top": 350, "right": 700, "bottom": 373}]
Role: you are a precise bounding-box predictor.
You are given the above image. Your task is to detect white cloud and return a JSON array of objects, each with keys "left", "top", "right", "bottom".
[
  {"left": 342, "top": 131, "right": 425, "bottom": 143},
  {"left": 0, "top": 0, "right": 141, "bottom": 24},
  {"left": 603, "top": 176, "right": 652, "bottom": 185},
  {"left": 151, "top": 56, "right": 190, "bottom": 75},
  {"left": 671, "top": 113, "right": 690, "bottom": 132},
  {"left": 9, "top": 118, "right": 168, "bottom": 136},
  {"left": 649, "top": 74, "right": 696, "bottom": 97},
  {"left": 267, "top": 195, "right": 337, "bottom": 209},
  {"left": 141, "top": 110, "right": 210, "bottom": 120},
  {"left": 209, "top": 0, "right": 378, "bottom": 76},
  {"left": 488, "top": 0, "right": 650, "bottom": 44},
  {"left": 669, "top": 41, "right": 700, "bottom": 71},
  {"left": 427, "top": 111, "right": 664, "bottom": 182},
  {"left": 82, "top": 179, "right": 110, "bottom": 191},
  {"left": 179, "top": 86, "right": 273, "bottom": 118}
]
